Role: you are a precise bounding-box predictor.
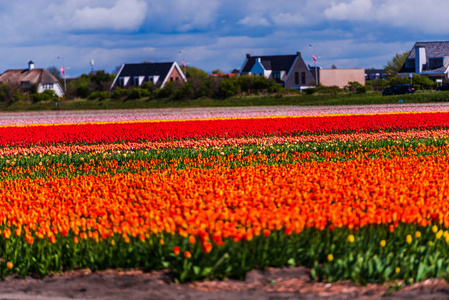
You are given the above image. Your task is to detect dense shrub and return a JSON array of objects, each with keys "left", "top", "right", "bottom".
[
  {"left": 344, "top": 82, "right": 365, "bottom": 93},
  {"left": 0, "top": 83, "right": 13, "bottom": 102},
  {"left": 68, "top": 71, "right": 114, "bottom": 99},
  {"left": 141, "top": 82, "right": 156, "bottom": 93},
  {"left": 304, "top": 88, "right": 317, "bottom": 95},
  {"left": 127, "top": 88, "right": 150, "bottom": 100},
  {"left": 216, "top": 78, "right": 240, "bottom": 99},
  {"left": 155, "top": 82, "right": 175, "bottom": 99},
  {"left": 317, "top": 85, "right": 343, "bottom": 95},
  {"left": 31, "top": 90, "right": 58, "bottom": 102},
  {"left": 87, "top": 91, "right": 111, "bottom": 100},
  {"left": 173, "top": 83, "right": 193, "bottom": 100},
  {"left": 111, "top": 88, "right": 131, "bottom": 99},
  {"left": 386, "top": 75, "right": 436, "bottom": 90}
]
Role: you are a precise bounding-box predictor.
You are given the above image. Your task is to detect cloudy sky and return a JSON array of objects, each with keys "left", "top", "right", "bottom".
[{"left": 1, "top": 0, "right": 448, "bottom": 76}]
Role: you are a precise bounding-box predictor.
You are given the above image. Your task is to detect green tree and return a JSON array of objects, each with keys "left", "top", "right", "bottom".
[
  {"left": 69, "top": 74, "right": 94, "bottom": 98},
  {"left": 185, "top": 66, "right": 208, "bottom": 79},
  {"left": 47, "top": 66, "right": 61, "bottom": 79},
  {"left": 90, "top": 70, "right": 115, "bottom": 91},
  {"left": 155, "top": 82, "right": 176, "bottom": 99},
  {"left": 384, "top": 52, "right": 409, "bottom": 77},
  {"left": 216, "top": 77, "right": 240, "bottom": 98}
]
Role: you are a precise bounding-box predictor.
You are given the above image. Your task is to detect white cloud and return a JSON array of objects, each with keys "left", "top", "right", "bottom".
[
  {"left": 271, "top": 13, "right": 306, "bottom": 26},
  {"left": 324, "top": 0, "right": 374, "bottom": 21},
  {"left": 323, "top": 0, "right": 449, "bottom": 34},
  {"left": 145, "top": 0, "right": 220, "bottom": 32},
  {"left": 3, "top": 0, "right": 449, "bottom": 77},
  {"left": 70, "top": 0, "right": 147, "bottom": 31},
  {"left": 238, "top": 16, "right": 270, "bottom": 27}
]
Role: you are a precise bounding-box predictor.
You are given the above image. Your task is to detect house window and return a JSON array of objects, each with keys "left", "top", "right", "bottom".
[
  {"left": 295, "top": 72, "right": 299, "bottom": 85},
  {"left": 301, "top": 72, "right": 306, "bottom": 85},
  {"left": 119, "top": 77, "right": 125, "bottom": 87},
  {"left": 43, "top": 83, "right": 53, "bottom": 90},
  {"left": 21, "top": 81, "right": 30, "bottom": 89},
  {"left": 429, "top": 58, "right": 443, "bottom": 69},
  {"left": 170, "top": 77, "right": 174, "bottom": 81},
  {"left": 149, "top": 75, "right": 160, "bottom": 84},
  {"left": 272, "top": 71, "right": 281, "bottom": 79},
  {"left": 133, "top": 77, "right": 140, "bottom": 86},
  {"left": 406, "top": 58, "right": 415, "bottom": 68}
]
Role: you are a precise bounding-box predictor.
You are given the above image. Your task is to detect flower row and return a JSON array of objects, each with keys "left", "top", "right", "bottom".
[
  {"left": 3, "top": 105, "right": 449, "bottom": 126},
  {"left": 1, "top": 149, "right": 449, "bottom": 244},
  {"left": 1, "top": 126, "right": 449, "bottom": 157},
  {"left": 2, "top": 111, "right": 449, "bottom": 146}
]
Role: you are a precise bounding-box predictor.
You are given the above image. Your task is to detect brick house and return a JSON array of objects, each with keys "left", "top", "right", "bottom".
[
  {"left": 239, "top": 52, "right": 315, "bottom": 89},
  {"left": 318, "top": 69, "right": 366, "bottom": 88},
  {"left": 111, "top": 61, "right": 187, "bottom": 89}
]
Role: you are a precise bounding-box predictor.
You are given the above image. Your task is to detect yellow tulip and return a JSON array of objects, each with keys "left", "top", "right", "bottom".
[
  {"left": 406, "top": 235, "right": 412, "bottom": 244},
  {"left": 432, "top": 225, "right": 438, "bottom": 233}
]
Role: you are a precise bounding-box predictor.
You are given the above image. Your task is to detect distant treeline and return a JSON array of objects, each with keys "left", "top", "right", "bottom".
[{"left": 0, "top": 66, "right": 441, "bottom": 103}]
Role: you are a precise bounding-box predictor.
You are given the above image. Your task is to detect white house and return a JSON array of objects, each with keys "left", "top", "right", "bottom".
[{"left": 0, "top": 61, "right": 64, "bottom": 97}]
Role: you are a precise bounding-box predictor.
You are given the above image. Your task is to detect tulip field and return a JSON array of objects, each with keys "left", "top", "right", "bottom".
[{"left": 2, "top": 105, "right": 449, "bottom": 284}]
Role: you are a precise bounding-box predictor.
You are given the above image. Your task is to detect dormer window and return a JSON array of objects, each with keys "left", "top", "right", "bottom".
[
  {"left": 21, "top": 81, "right": 30, "bottom": 89},
  {"left": 406, "top": 58, "right": 415, "bottom": 68},
  {"left": 429, "top": 57, "right": 443, "bottom": 69}
]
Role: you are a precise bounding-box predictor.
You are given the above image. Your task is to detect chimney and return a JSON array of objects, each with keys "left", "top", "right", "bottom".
[
  {"left": 28, "top": 60, "right": 35, "bottom": 71},
  {"left": 246, "top": 53, "right": 251, "bottom": 59},
  {"left": 415, "top": 46, "right": 426, "bottom": 74},
  {"left": 297, "top": 51, "right": 302, "bottom": 57}
]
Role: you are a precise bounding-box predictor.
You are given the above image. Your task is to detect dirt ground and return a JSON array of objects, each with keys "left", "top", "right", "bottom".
[{"left": 1, "top": 267, "right": 449, "bottom": 300}]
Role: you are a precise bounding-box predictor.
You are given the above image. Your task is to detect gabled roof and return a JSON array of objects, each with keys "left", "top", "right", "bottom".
[
  {"left": 117, "top": 62, "right": 174, "bottom": 78},
  {"left": 0, "top": 69, "right": 59, "bottom": 84},
  {"left": 241, "top": 54, "right": 298, "bottom": 73},
  {"left": 407, "top": 41, "right": 449, "bottom": 59},
  {"left": 111, "top": 61, "right": 186, "bottom": 89},
  {"left": 399, "top": 41, "right": 449, "bottom": 74}
]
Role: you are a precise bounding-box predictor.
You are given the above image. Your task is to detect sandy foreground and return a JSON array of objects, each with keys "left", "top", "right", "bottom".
[
  {"left": 1, "top": 267, "right": 449, "bottom": 300},
  {"left": 1, "top": 104, "right": 449, "bottom": 299}
]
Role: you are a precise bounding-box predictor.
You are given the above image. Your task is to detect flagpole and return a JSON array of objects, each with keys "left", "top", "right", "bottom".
[
  {"left": 309, "top": 44, "right": 318, "bottom": 87},
  {"left": 179, "top": 50, "right": 186, "bottom": 75},
  {"left": 57, "top": 56, "right": 66, "bottom": 94}
]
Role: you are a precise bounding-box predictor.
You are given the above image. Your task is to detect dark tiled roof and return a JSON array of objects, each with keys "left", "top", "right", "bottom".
[
  {"left": 407, "top": 41, "right": 449, "bottom": 58},
  {"left": 241, "top": 54, "right": 297, "bottom": 73},
  {"left": 399, "top": 41, "right": 449, "bottom": 74},
  {"left": 118, "top": 62, "right": 174, "bottom": 78},
  {"left": 261, "top": 60, "right": 272, "bottom": 70}
]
